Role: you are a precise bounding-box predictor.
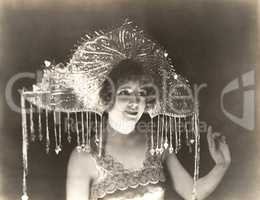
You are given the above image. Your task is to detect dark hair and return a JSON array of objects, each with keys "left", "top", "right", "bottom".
[{"left": 99, "top": 59, "right": 156, "bottom": 110}]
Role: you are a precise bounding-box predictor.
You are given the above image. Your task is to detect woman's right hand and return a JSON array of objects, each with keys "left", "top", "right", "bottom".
[{"left": 207, "top": 126, "right": 231, "bottom": 168}]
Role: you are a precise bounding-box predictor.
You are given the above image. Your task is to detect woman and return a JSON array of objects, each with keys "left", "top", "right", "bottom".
[{"left": 66, "top": 59, "right": 231, "bottom": 200}]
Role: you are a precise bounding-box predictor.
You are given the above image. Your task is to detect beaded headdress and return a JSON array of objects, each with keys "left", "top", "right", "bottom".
[{"left": 20, "top": 20, "right": 200, "bottom": 200}]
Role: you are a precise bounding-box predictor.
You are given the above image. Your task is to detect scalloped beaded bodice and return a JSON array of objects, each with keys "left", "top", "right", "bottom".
[{"left": 90, "top": 150, "right": 166, "bottom": 200}]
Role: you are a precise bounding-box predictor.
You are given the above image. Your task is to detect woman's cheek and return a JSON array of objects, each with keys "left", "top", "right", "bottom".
[
  {"left": 115, "top": 97, "right": 129, "bottom": 111},
  {"left": 140, "top": 98, "right": 146, "bottom": 109}
]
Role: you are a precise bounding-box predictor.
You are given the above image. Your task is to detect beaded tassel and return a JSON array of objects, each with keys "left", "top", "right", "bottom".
[
  {"left": 81, "top": 111, "right": 85, "bottom": 149},
  {"left": 58, "top": 111, "right": 62, "bottom": 152},
  {"left": 67, "top": 112, "right": 71, "bottom": 143},
  {"left": 185, "top": 117, "right": 191, "bottom": 153},
  {"left": 54, "top": 111, "right": 60, "bottom": 154},
  {"left": 164, "top": 115, "right": 169, "bottom": 149},
  {"left": 29, "top": 103, "right": 35, "bottom": 142},
  {"left": 53, "top": 111, "right": 57, "bottom": 150},
  {"left": 194, "top": 113, "right": 200, "bottom": 178},
  {"left": 98, "top": 114, "right": 103, "bottom": 157},
  {"left": 191, "top": 113, "right": 200, "bottom": 200},
  {"left": 85, "top": 112, "right": 89, "bottom": 147},
  {"left": 190, "top": 115, "right": 195, "bottom": 145},
  {"left": 159, "top": 115, "right": 164, "bottom": 154},
  {"left": 174, "top": 117, "right": 178, "bottom": 153},
  {"left": 192, "top": 94, "right": 201, "bottom": 200},
  {"left": 155, "top": 116, "right": 160, "bottom": 154},
  {"left": 178, "top": 117, "right": 182, "bottom": 151},
  {"left": 75, "top": 112, "right": 81, "bottom": 152},
  {"left": 45, "top": 109, "right": 50, "bottom": 153},
  {"left": 94, "top": 113, "right": 99, "bottom": 144},
  {"left": 150, "top": 117, "right": 155, "bottom": 155},
  {"left": 184, "top": 117, "right": 189, "bottom": 145},
  {"left": 21, "top": 91, "right": 29, "bottom": 200},
  {"left": 88, "top": 113, "right": 92, "bottom": 149},
  {"left": 85, "top": 112, "right": 91, "bottom": 153},
  {"left": 169, "top": 116, "right": 174, "bottom": 153},
  {"left": 38, "top": 107, "right": 43, "bottom": 141}
]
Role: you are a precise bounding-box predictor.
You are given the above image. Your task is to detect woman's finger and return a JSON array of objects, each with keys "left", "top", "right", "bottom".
[
  {"left": 207, "top": 126, "right": 212, "bottom": 141},
  {"left": 220, "top": 135, "right": 226, "bottom": 143},
  {"left": 212, "top": 132, "right": 221, "bottom": 139},
  {"left": 213, "top": 132, "right": 223, "bottom": 150},
  {"left": 219, "top": 142, "right": 231, "bottom": 159},
  {"left": 207, "top": 126, "right": 214, "bottom": 149}
]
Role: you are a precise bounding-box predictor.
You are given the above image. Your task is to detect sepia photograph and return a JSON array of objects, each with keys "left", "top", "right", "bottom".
[{"left": 0, "top": 0, "right": 258, "bottom": 200}]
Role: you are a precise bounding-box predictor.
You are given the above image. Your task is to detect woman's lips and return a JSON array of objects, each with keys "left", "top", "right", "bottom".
[{"left": 124, "top": 110, "right": 138, "bottom": 117}]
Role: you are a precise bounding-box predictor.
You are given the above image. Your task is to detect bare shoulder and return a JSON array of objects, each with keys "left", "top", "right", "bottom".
[
  {"left": 67, "top": 148, "right": 98, "bottom": 179},
  {"left": 164, "top": 151, "right": 178, "bottom": 164}
]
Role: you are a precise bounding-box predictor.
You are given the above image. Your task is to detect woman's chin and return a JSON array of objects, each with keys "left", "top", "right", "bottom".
[
  {"left": 112, "top": 123, "right": 135, "bottom": 135},
  {"left": 118, "top": 128, "right": 134, "bottom": 135},
  {"left": 117, "top": 120, "right": 138, "bottom": 135}
]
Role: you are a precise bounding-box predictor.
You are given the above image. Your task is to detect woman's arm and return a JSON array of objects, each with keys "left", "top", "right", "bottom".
[
  {"left": 166, "top": 126, "right": 231, "bottom": 200},
  {"left": 66, "top": 149, "right": 98, "bottom": 200}
]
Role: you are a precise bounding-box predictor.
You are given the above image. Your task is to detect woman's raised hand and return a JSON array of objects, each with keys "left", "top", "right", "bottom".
[{"left": 207, "top": 126, "right": 231, "bottom": 168}]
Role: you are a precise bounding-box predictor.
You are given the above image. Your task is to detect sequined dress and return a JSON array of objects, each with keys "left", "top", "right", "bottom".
[{"left": 89, "top": 148, "right": 166, "bottom": 200}]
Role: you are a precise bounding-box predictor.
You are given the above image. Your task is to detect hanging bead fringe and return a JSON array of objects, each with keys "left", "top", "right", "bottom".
[
  {"left": 148, "top": 112, "right": 200, "bottom": 200},
  {"left": 58, "top": 111, "right": 62, "bottom": 152},
  {"left": 98, "top": 114, "right": 103, "bottom": 157},
  {"left": 159, "top": 115, "right": 164, "bottom": 154},
  {"left": 191, "top": 112, "right": 200, "bottom": 200},
  {"left": 88, "top": 113, "right": 92, "bottom": 152},
  {"left": 75, "top": 112, "right": 81, "bottom": 152},
  {"left": 86, "top": 112, "right": 89, "bottom": 146},
  {"left": 94, "top": 113, "right": 99, "bottom": 144},
  {"left": 54, "top": 111, "right": 61, "bottom": 154},
  {"left": 178, "top": 117, "right": 182, "bottom": 151},
  {"left": 29, "top": 103, "right": 35, "bottom": 142},
  {"left": 149, "top": 114, "right": 198, "bottom": 156},
  {"left": 38, "top": 107, "right": 43, "bottom": 141},
  {"left": 164, "top": 115, "right": 168, "bottom": 149},
  {"left": 45, "top": 109, "right": 50, "bottom": 153},
  {"left": 20, "top": 96, "right": 105, "bottom": 199},
  {"left": 21, "top": 90, "right": 29, "bottom": 200},
  {"left": 67, "top": 112, "right": 71, "bottom": 143},
  {"left": 149, "top": 117, "right": 155, "bottom": 155},
  {"left": 155, "top": 116, "right": 160, "bottom": 154},
  {"left": 81, "top": 112, "right": 85, "bottom": 149},
  {"left": 169, "top": 117, "right": 173, "bottom": 153},
  {"left": 83, "top": 112, "right": 90, "bottom": 153}
]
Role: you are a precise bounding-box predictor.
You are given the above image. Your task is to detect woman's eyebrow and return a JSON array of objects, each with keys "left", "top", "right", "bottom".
[
  {"left": 139, "top": 86, "right": 150, "bottom": 90},
  {"left": 118, "top": 86, "right": 131, "bottom": 90}
]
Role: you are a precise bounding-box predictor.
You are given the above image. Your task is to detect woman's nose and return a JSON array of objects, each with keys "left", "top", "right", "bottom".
[
  {"left": 129, "top": 93, "right": 140, "bottom": 104},
  {"left": 128, "top": 102, "right": 138, "bottom": 110}
]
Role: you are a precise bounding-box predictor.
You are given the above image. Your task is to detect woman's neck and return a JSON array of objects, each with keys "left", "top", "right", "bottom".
[
  {"left": 106, "top": 118, "right": 138, "bottom": 144},
  {"left": 107, "top": 116, "right": 136, "bottom": 135}
]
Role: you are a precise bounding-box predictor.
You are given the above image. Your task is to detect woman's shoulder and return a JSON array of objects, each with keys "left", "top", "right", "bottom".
[{"left": 67, "top": 148, "right": 98, "bottom": 179}]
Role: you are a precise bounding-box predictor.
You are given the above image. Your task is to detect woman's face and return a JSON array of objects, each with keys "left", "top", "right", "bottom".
[{"left": 108, "top": 80, "right": 147, "bottom": 126}]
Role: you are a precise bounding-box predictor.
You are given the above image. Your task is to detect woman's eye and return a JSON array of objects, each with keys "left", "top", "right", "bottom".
[
  {"left": 118, "top": 90, "right": 131, "bottom": 96},
  {"left": 139, "top": 90, "right": 147, "bottom": 97}
]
